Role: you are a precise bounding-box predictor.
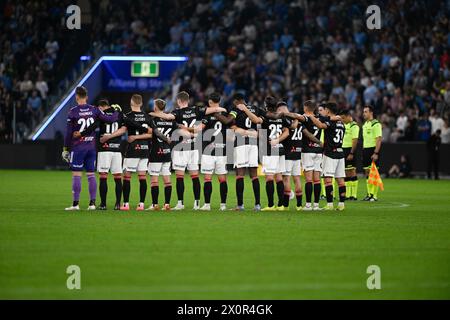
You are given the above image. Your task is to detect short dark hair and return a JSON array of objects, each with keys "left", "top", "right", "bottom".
[
  {"left": 176, "top": 91, "right": 190, "bottom": 102},
  {"left": 364, "top": 105, "right": 374, "bottom": 113},
  {"left": 264, "top": 96, "right": 277, "bottom": 111},
  {"left": 277, "top": 101, "right": 288, "bottom": 108},
  {"left": 325, "top": 102, "right": 338, "bottom": 114},
  {"left": 208, "top": 92, "right": 221, "bottom": 104},
  {"left": 98, "top": 99, "right": 109, "bottom": 107},
  {"left": 339, "top": 108, "right": 351, "bottom": 116},
  {"left": 233, "top": 92, "right": 245, "bottom": 102},
  {"left": 75, "top": 86, "right": 87, "bottom": 98},
  {"left": 303, "top": 100, "right": 316, "bottom": 111}
]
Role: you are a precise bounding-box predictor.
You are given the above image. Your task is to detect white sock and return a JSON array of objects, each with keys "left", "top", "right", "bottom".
[
  {"left": 338, "top": 202, "right": 344, "bottom": 206},
  {"left": 313, "top": 203, "right": 319, "bottom": 207},
  {"left": 194, "top": 200, "right": 199, "bottom": 206},
  {"left": 177, "top": 200, "right": 183, "bottom": 206},
  {"left": 305, "top": 202, "right": 311, "bottom": 207}
]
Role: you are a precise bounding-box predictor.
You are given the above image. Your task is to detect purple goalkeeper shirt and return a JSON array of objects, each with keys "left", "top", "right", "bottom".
[{"left": 64, "top": 104, "right": 119, "bottom": 152}]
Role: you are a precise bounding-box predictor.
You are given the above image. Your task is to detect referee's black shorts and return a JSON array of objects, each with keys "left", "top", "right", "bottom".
[
  {"left": 363, "top": 147, "right": 380, "bottom": 169},
  {"left": 343, "top": 147, "right": 356, "bottom": 169}
]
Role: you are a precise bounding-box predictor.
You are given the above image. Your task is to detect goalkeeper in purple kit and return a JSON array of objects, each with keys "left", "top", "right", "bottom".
[{"left": 62, "top": 86, "right": 119, "bottom": 211}]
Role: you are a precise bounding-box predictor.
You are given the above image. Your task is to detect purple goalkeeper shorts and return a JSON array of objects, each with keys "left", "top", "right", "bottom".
[{"left": 70, "top": 149, "right": 97, "bottom": 172}]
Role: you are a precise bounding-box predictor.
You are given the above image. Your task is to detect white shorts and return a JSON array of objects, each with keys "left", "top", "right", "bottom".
[
  {"left": 123, "top": 158, "right": 148, "bottom": 173},
  {"left": 301, "top": 153, "right": 323, "bottom": 172},
  {"left": 172, "top": 150, "right": 199, "bottom": 172},
  {"left": 97, "top": 151, "right": 122, "bottom": 174},
  {"left": 233, "top": 144, "right": 258, "bottom": 168},
  {"left": 201, "top": 155, "right": 228, "bottom": 175},
  {"left": 322, "top": 155, "right": 345, "bottom": 178},
  {"left": 148, "top": 162, "right": 171, "bottom": 176},
  {"left": 262, "top": 155, "right": 285, "bottom": 175},
  {"left": 283, "top": 159, "right": 302, "bottom": 176}
]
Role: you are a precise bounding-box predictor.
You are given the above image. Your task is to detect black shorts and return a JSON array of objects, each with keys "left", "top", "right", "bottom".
[
  {"left": 363, "top": 147, "right": 380, "bottom": 169},
  {"left": 343, "top": 148, "right": 356, "bottom": 169}
]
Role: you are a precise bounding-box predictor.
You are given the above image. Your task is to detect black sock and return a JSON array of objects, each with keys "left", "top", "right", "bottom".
[
  {"left": 339, "top": 185, "right": 346, "bottom": 202},
  {"left": 252, "top": 178, "right": 260, "bottom": 206},
  {"left": 89, "top": 199, "right": 95, "bottom": 206},
  {"left": 192, "top": 176, "right": 201, "bottom": 201},
  {"left": 114, "top": 178, "right": 122, "bottom": 205},
  {"left": 164, "top": 185, "right": 172, "bottom": 204},
  {"left": 283, "top": 192, "right": 290, "bottom": 207},
  {"left": 73, "top": 200, "right": 79, "bottom": 207},
  {"left": 236, "top": 177, "right": 244, "bottom": 206},
  {"left": 352, "top": 176, "right": 358, "bottom": 182},
  {"left": 176, "top": 177, "right": 184, "bottom": 203},
  {"left": 151, "top": 186, "right": 159, "bottom": 205},
  {"left": 313, "top": 182, "right": 321, "bottom": 204},
  {"left": 276, "top": 181, "right": 284, "bottom": 207},
  {"left": 266, "top": 180, "right": 274, "bottom": 207},
  {"left": 305, "top": 182, "right": 313, "bottom": 203},
  {"left": 344, "top": 177, "right": 350, "bottom": 182},
  {"left": 123, "top": 179, "right": 130, "bottom": 203},
  {"left": 220, "top": 181, "right": 227, "bottom": 204},
  {"left": 99, "top": 177, "right": 107, "bottom": 206},
  {"left": 139, "top": 178, "right": 147, "bottom": 203},
  {"left": 204, "top": 181, "right": 212, "bottom": 204},
  {"left": 326, "top": 184, "right": 333, "bottom": 203},
  {"left": 296, "top": 193, "right": 303, "bottom": 207}
]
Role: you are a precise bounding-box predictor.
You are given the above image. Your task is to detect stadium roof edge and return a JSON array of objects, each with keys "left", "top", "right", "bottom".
[{"left": 30, "top": 55, "right": 189, "bottom": 141}]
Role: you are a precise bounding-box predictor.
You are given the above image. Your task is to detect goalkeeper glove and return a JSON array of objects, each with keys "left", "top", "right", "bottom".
[
  {"left": 61, "top": 147, "right": 70, "bottom": 163},
  {"left": 111, "top": 104, "right": 122, "bottom": 112}
]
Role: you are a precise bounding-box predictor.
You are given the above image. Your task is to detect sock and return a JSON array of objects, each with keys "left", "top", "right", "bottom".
[
  {"left": 87, "top": 175, "right": 97, "bottom": 204},
  {"left": 296, "top": 192, "right": 303, "bottom": 207},
  {"left": 164, "top": 184, "right": 172, "bottom": 205},
  {"left": 339, "top": 185, "right": 346, "bottom": 202},
  {"left": 352, "top": 176, "right": 358, "bottom": 198},
  {"left": 139, "top": 175, "right": 147, "bottom": 203},
  {"left": 266, "top": 180, "right": 275, "bottom": 207},
  {"left": 344, "top": 177, "right": 351, "bottom": 198},
  {"left": 219, "top": 179, "right": 227, "bottom": 204},
  {"left": 123, "top": 178, "right": 130, "bottom": 203},
  {"left": 99, "top": 177, "right": 107, "bottom": 206},
  {"left": 305, "top": 182, "right": 313, "bottom": 203},
  {"left": 325, "top": 184, "right": 333, "bottom": 204},
  {"left": 192, "top": 175, "right": 201, "bottom": 201},
  {"left": 283, "top": 191, "right": 290, "bottom": 208},
  {"left": 373, "top": 185, "right": 379, "bottom": 199},
  {"left": 321, "top": 178, "right": 326, "bottom": 197},
  {"left": 313, "top": 182, "right": 321, "bottom": 204},
  {"left": 276, "top": 180, "right": 284, "bottom": 207},
  {"left": 236, "top": 176, "right": 244, "bottom": 206},
  {"left": 151, "top": 184, "right": 159, "bottom": 205},
  {"left": 366, "top": 179, "right": 371, "bottom": 196},
  {"left": 252, "top": 177, "right": 260, "bottom": 206},
  {"left": 72, "top": 175, "right": 81, "bottom": 206},
  {"left": 204, "top": 180, "right": 212, "bottom": 204},
  {"left": 176, "top": 175, "right": 184, "bottom": 203},
  {"left": 114, "top": 177, "right": 122, "bottom": 205}
]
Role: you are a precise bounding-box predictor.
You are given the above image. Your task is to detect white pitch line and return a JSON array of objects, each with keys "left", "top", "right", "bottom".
[{"left": 365, "top": 202, "right": 410, "bottom": 209}]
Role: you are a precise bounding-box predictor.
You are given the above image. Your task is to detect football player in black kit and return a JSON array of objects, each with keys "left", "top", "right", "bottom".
[
  {"left": 153, "top": 91, "right": 226, "bottom": 210},
  {"left": 147, "top": 99, "right": 181, "bottom": 211},
  {"left": 277, "top": 101, "right": 322, "bottom": 210},
  {"left": 309, "top": 102, "right": 346, "bottom": 211},
  {"left": 74, "top": 99, "right": 151, "bottom": 210}
]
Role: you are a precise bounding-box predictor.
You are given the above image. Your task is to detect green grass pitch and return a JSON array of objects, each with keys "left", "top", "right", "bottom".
[{"left": 0, "top": 169, "right": 449, "bottom": 299}]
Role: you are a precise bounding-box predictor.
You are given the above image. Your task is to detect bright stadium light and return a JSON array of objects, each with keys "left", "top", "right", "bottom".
[{"left": 31, "top": 55, "right": 188, "bottom": 141}]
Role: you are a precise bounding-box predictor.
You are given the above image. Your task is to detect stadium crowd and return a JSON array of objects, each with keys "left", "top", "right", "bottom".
[
  {"left": 0, "top": 0, "right": 65, "bottom": 142},
  {"left": 1, "top": 0, "right": 450, "bottom": 144}
]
